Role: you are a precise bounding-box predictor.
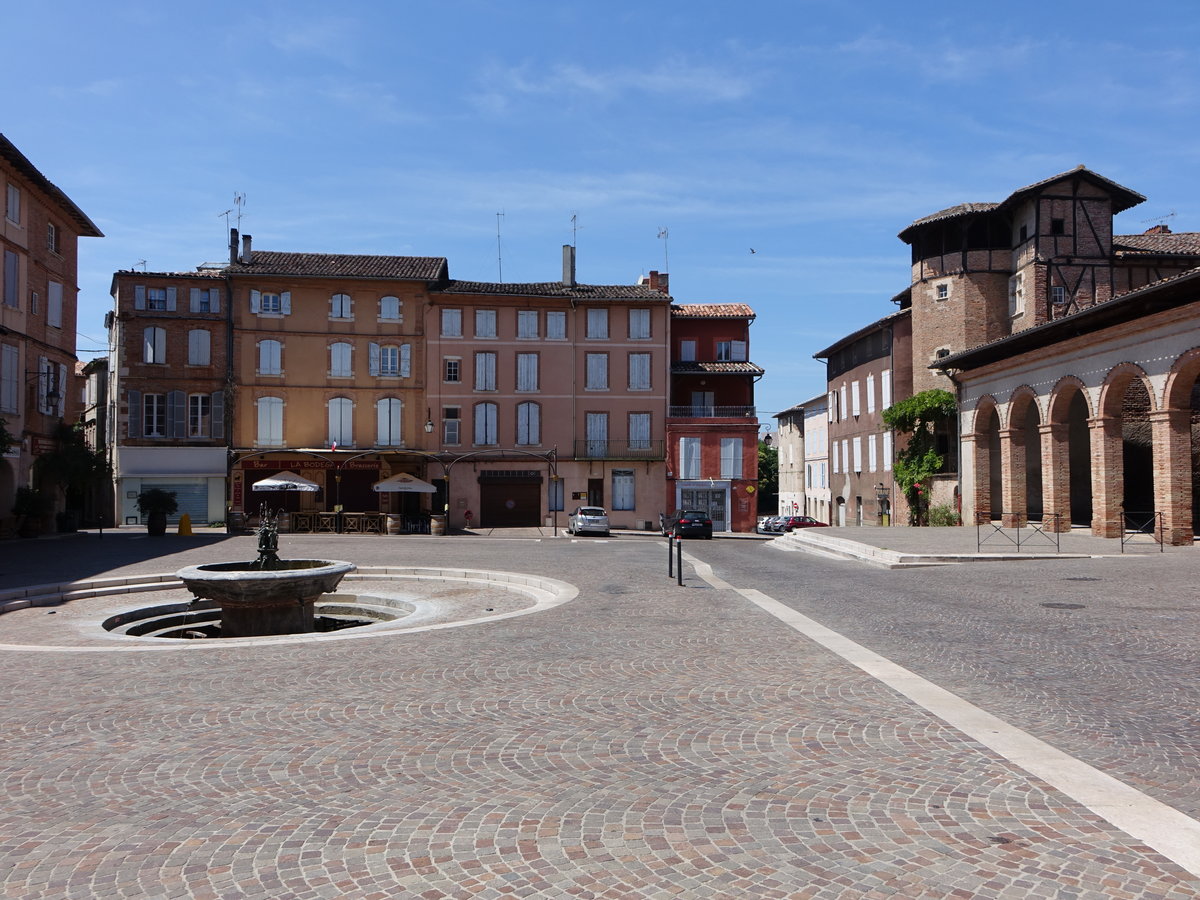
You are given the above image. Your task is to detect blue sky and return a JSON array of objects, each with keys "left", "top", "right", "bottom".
[{"left": 7, "top": 1, "right": 1200, "bottom": 427}]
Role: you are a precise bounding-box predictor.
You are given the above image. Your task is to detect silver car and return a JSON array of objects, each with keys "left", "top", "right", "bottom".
[{"left": 568, "top": 506, "right": 610, "bottom": 536}]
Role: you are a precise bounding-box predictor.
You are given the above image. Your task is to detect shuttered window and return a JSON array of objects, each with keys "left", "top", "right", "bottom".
[
  {"left": 516, "top": 402, "right": 540, "bottom": 445},
  {"left": 586, "top": 353, "right": 608, "bottom": 390}
]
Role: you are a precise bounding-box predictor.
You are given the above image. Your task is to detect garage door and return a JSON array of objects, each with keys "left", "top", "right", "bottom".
[
  {"left": 141, "top": 482, "right": 210, "bottom": 525},
  {"left": 479, "top": 483, "right": 541, "bottom": 527}
]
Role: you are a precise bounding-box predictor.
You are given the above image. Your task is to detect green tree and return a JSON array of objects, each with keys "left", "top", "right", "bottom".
[
  {"left": 757, "top": 440, "right": 778, "bottom": 513},
  {"left": 0, "top": 418, "right": 14, "bottom": 456},
  {"left": 881, "top": 389, "right": 957, "bottom": 526}
]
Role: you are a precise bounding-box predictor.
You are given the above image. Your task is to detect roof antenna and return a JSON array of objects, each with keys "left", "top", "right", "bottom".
[
  {"left": 496, "top": 211, "right": 505, "bottom": 283},
  {"left": 657, "top": 227, "right": 669, "bottom": 272},
  {"left": 1139, "top": 209, "right": 1176, "bottom": 225},
  {"left": 134, "top": 259, "right": 146, "bottom": 271},
  {"left": 571, "top": 212, "right": 582, "bottom": 248}
]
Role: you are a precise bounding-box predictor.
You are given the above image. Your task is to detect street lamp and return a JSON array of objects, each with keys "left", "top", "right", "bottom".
[{"left": 424, "top": 408, "right": 434, "bottom": 434}]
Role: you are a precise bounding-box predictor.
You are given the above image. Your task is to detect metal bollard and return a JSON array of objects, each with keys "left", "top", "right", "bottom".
[
  {"left": 667, "top": 533, "right": 674, "bottom": 577},
  {"left": 676, "top": 537, "right": 683, "bottom": 586}
]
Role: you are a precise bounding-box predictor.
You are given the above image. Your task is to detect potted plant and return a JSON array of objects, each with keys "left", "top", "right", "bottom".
[
  {"left": 12, "top": 487, "right": 52, "bottom": 538},
  {"left": 136, "top": 488, "right": 178, "bottom": 536}
]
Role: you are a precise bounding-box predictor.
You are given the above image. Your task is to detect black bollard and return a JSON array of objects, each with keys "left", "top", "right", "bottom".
[
  {"left": 676, "top": 537, "right": 683, "bottom": 587},
  {"left": 667, "top": 534, "right": 674, "bottom": 577}
]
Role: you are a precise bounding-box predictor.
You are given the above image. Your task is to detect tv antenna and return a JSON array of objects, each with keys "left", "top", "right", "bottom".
[
  {"left": 657, "top": 227, "right": 669, "bottom": 272},
  {"left": 1140, "top": 209, "right": 1176, "bottom": 226},
  {"left": 134, "top": 259, "right": 146, "bottom": 271},
  {"left": 496, "top": 211, "right": 505, "bottom": 283},
  {"left": 220, "top": 193, "right": 247, "bottom": 232},
  {"left": 570, "top": 212, "right": 582, "bottom": 248}
]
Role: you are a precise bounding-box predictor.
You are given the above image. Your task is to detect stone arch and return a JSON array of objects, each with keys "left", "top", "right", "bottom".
[
  {"left": 1098, "top": 362, "right": 1157, "bottom": 419},
  {"left": 969, "top": 396, "right": 1002, "bottom": 523},
  {"left": 1160, "top": 347, "right": 1200, "bottom": 542},
  {"left": 1162, "top": 346, "right": 1200, "bottom": 411},
  {"left": 1008, "top": 386, "right": 1044, "bottom": 522},
  {"left": 1045, "top": 376, "right": 1092, "bottom": 528}
]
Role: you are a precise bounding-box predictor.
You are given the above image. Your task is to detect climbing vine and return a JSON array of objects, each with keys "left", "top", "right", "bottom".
[{"left": 881, "top": 389, "right": 957, "bottom": 525}]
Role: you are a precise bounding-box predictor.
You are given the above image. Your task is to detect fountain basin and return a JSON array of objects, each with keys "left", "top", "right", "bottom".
[{"left": 176, "top": 559, "right": 356, "bottom": 637}]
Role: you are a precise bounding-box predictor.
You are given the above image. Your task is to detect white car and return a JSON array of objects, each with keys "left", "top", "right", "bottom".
[{"left": 568, "top": 506, "right": 610, "bottom": 536}]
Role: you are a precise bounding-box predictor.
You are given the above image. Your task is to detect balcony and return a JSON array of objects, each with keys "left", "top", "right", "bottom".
[
  {"left": 668, "top": 405, "right": 756, "bottom": 419},
  {"left": 572, "top": 440, "right": 665, "bottom": 460}
]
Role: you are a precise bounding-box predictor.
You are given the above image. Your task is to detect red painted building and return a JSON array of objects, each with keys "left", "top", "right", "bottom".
[{"left": 664, "top": 300, "right": 762, "bottom": 532}]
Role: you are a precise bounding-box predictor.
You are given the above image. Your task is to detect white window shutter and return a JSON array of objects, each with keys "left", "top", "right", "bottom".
[
  {"left": 190, "top": 288, "right": 201, "bottom": 312},
  {"left": 56, "top": 363, "right": 67, "bottom": 416},
  {"left": 166, "top": 287, "right": 177, "bottom": 311},
  {"left": 250, "top": 290, "right": 261, "bottom": 313},
  {"left": 281, "top": 292, "right": 291, "bottom": 314},
  {"left": 210, "top": 288, "right": 220, "bottom": 314},
  {"left": 127, "top": 390, "right": 142, "bottom": 438},
  {"left": 134, "top": 285, "right": 146, "bottom": 310},
  {"left": 400, "top": 344, "right": 411, "bottom": 377},
  {"left": 211, "top": 391, "right": 224, "bottom": 439},
  {"left": 368, "top": 342, "right": 380, "bottom": 376},
  {"left": 731, "top": 340, "right": 747, "bottom": 361}
]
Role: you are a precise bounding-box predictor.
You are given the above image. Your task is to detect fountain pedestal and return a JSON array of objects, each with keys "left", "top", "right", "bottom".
[{"left": 176, "top": 560, "right": 355, "bottom": 638}]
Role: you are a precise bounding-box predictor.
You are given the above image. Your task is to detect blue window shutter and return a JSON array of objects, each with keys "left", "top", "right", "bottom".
[
  {"left": 368, "top": 342, "right": 380, "bottom": 376},
  {"left": 190, "top": 288, "right": 201, "bottom": 312},
  {"left": 168, "top": 390, "right": 185, "bottom": 438},
  {"left": 400, "top": 343, "right": 411, "bottom": 377},
  {"left": 166, "top": 287, "right": 177, "bottom": 311},
  {"left": 134, "top": 285, "right": 146, "bottom": 310},
  {"left": 250, "top": 290, "right": 260, "bottom": 313},
  {"left": 281, "top": 292, "right": 291, "bottom": 314},
  {"left": 128, "top": 390, "right": 142, "bottom": 438},
  {"left": 211, "top": 391, "right": 225, "bottom": 439},
  {"left": 210, "top": 288, "right": 220, "bottom": 314}
]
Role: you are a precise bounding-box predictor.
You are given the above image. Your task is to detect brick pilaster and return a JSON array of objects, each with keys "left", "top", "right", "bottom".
[
  {"left": 998, "top": 428, "right": 1026, "bottom": 528},
  {"left": 1039, "top": 422, "right": 1071, "bottom": 532},
  {"left": 1151, "top": 408, "right": 1194, "bottom": 546},
  {"left": 1089, "top": 416, "right": 1123, "bottom": 539}
]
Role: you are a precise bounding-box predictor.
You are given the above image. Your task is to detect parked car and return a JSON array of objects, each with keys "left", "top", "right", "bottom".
[
  {"left": 781, "top": 515, "right": 829, "bottom": 531},
  {"left": 568, "top": 506, "right": 610, "bottom": 536},
  {"left": 757, "top": 516, "right": 783, "bottom": 534},
  {"left": 661, "top": 509, "right": 713, "bottom": 539}
]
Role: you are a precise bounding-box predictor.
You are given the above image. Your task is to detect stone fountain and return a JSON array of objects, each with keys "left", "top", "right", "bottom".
[{"left": 176, "top": 506, "right": 355, "bottom": 638}]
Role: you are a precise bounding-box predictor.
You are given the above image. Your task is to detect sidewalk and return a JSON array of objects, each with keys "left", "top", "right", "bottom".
[{"left": 771, "top": 522, "right": 1174, "bottom": 567}]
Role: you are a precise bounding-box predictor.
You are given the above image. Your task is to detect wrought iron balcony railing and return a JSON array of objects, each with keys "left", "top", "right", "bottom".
[
  {"left": 572, "top": 440, "right": 665, "bottom": 460},
  {"left": 668, "top": 405, "right": 756, "bottom": 418}
]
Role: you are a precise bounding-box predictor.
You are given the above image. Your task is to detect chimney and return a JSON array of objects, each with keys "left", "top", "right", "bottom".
[
  {"left": 240, "top": 234, "right": 253, "bottom": 265},
  {"left": 229, "top": 228, "right": 239, "bottom": 265},
  {"left": 1144, "top": 224, "right": 1172, "bottom": 235},
  {"left": 562, "top": 244, "right": 576, "bottom": 287},
  {"left": 647, "top": 270, "right": 669, "bottom": 295}
]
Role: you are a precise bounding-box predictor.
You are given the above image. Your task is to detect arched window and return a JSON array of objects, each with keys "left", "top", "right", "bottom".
[
  {"left": 256, "top": 396, "right": 283, "bottom": 446},
  {"left": 330, "top": 293, "right": 353, "bottom": 319},
  {"left": 516, "top": 401, "right": 540, "bottom": 445},
  {"left": 474, "top": 402, "right": 497, "bottom": 445},
  {"left": 376, "top": 398, "right": 403, "bottom": 446},
  {"left": 258, "top": 339, "right": 282, "bottom": 375},
  {"left": 143, "top": 326, "right": 166, "bottom": 364},
  {"left": 328, "top": 397, "right": 354, "bottom": 446},
  {"left": 330, "top": 342, "right": 352, "bottom": 377},
  {"left": 379, "top": 296, "right": 401, "bottom": 320}
]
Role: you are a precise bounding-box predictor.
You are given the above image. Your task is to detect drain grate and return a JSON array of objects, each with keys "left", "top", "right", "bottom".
[{"left": 1041, "top": 602, "right": 1086, "bottom": 610}]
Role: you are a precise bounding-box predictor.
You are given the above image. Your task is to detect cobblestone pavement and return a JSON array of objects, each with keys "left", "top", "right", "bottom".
[{"left": 0, "top": 530, "right": 1198, "bottom": 898}]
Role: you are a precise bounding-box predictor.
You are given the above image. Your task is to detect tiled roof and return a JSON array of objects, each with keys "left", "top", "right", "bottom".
[
  {"left": 671, "top": 361, "right": 764, "bottom": 375},
  {"left": 224, "top": 251, "right": 449, "bottom": 281},
  {"left": 112, "top": 269, "right": 225, "bottom": 280},
  {"left": 436, "top": 280, "right": 670, "bottom": 300},
  {"left": 1114, "top": 232, "right": 1200, "bottom": 256},
  {"left": 1003, "top": 165, "right": 1144, "bottom": 213},
  {"left": 671, "top": 303, "right": 755, "bottom": 319},
  {"left": 903, "top": 202, "right": 999, "bottom": 232},
  {"left": 0, "top": 133, "right": 103, "bottom": 237},
  {"left": 900, "top": 166, "right": 1145, "bottom": 241},
  {"left": 812, "top": 306, "right": 910, "bottom": 359}
]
